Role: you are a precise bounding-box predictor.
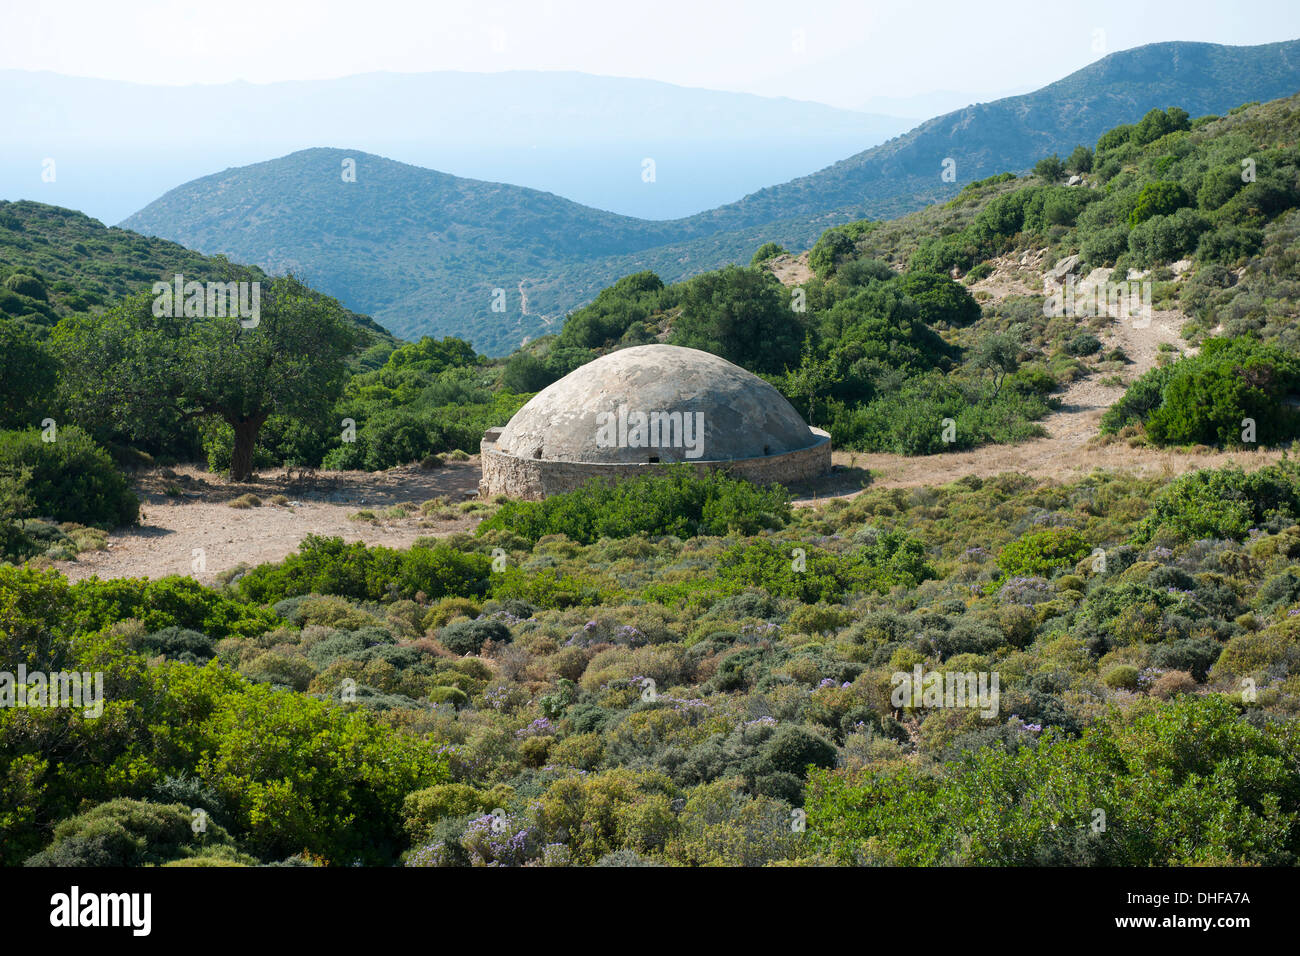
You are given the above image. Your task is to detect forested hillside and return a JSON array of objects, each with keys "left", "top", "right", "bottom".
[{"left": 0, "top": 200, "right": 397, "bottom": 350}]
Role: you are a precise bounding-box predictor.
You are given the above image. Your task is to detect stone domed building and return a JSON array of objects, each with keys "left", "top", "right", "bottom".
[{"left": 480, "top": 344, "right": 830, "bottom": 499}]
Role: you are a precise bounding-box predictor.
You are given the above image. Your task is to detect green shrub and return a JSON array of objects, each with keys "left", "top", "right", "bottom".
[
  {"left": 3, "top": 272, "right": 47, "bottom": 300},
  {"left": 1101, "top": 664, "right": 1140, "bottom": 690},
  {"left": 68, "top": 575, "right": 277, "bottom": 638},
  {"left": 557, "top": 271, "right": 669, "bottom": 351},
  {"left": 502, "top": 351, "right": 555, "bottom": 393},
  {"left": 1006, "top": 364, "right": 1056, "bottom": 396},
  {"left": 0, "top": 320, "right": 58, "bottom": 430},
  {"left": 835, "top": 258, "right": 896, "bottom": 286},
  {"left": 897, "top": 272, "right": 981, "bottom": 327},
  {"left": 806, "top": 695, "right": 1300, "bottom": 866},
  {"left": 0, "top": 425, "right": 137, "bottom": 528},
  {"left": 1064, "top": 332, "right": 1102, "bottom": 356},
  {"left": 1142, "top": 338, "right": 1300, "bottom": 447},
  {"left": 489, "top": 565, "right": 617, "bottom": 609},
  {"left": 428, "top": 686, "right": 470, "bottom": 709},
  {"left": 1066, "top": 145, "right": 1093, "bottom": 173},
  {"left": 1132, "top": 460, "right": 1300, "bottom": 544},
  {"left": 1033, "top": 155, "right": 1066, "bottom": 182},
  {"left": 669, "top": 265, "right": 801, "bottom": 373},
  {"left": 997, "top": 527, "right": 1090, "bottom": 578},
  {"left": 403, "top": 783, "right": 508, "bottom": 844},
  {"left": 173, "top": 671, "right": 448, "bottom": 863},
  {"left": 26, "top": 798, "right": 248, "bottom": 867},
  {"left": 750, "top": 242, "right": 787, "bottom": 265},
  {"left": 1127, "top": 208, "right": 1209, "bottom": 267},
  {"left": 1080, "top": 225, "right": 1130, "bottom": 266},
  {"left": 1100, "top": 364, "right": 1172, "bottom": 434},
  {"left": 478, "top": 467, "right": 791, "bottom": 546},
  {"left": 1129, "top": 181, "right": 1190, "bottom": 228},
  {"left": 1197, "top": 166, "right": 1247, "bottom": 210},
  {"left": 756, "top": 725, "right": 837, "bottom": 778},
  {"left": 237, "top": 535, "right": 492, "bottom": 604},
  {"left": 809, "top": 228, "right": 857, "bottom": 278},
  {"left": 438, "top": 618, "right": 512, "bottom": 655},
  {"left": 1195, "top": 225, "right": 1263, "bottom": 263},
  {"left": 136, "top": 626, "right": 216, "bottom": 664},
  {"left": 830, "top": 373, "right": 1049, "bottom": 455},
  {"left": 704, "top": 531, "right": 933, "bottom": 604}
]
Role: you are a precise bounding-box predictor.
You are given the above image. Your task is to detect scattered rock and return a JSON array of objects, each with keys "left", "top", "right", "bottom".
[
  {"left": 1076, "top": 267, "right": 1114, "bottom": 296},
  {"left": 1067, "top": 174, "right": 1082, "bottom": 186},
  {"left": 1046, "top": 254, "right": 1081, "bottom": 282},
  {"left": 1171, "top": 258, "right": 1194, "bottom": 276}
]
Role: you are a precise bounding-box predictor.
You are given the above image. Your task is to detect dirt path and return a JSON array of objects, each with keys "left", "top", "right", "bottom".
[
  {"left": 1035, "top": 307, "right": 1186, "bottom": 445},
  {"left": 53, "top": 463, "right": 484, "bottom": 584},
  {"left": 792, "top": 271, "right": 1282, "bottom": 501},
  {"left": 819, "top": 429, "right": 1283, "bottom": 497}
]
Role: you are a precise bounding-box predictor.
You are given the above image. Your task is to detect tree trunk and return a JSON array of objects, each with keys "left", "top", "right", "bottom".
[{"left": 229, "top": 415, "right": 265, "bottom": 482}]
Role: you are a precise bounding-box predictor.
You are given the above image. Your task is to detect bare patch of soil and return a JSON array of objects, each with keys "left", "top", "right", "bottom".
[
  {"left": 53, "top": 461, "right": 485, "bottom": 584},
  {"left": 767, "top": 252, "right": 814, "bottom": 286}
]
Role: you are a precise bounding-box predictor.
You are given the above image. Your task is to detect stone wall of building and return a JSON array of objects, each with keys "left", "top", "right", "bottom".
[{"left": 479, "top": 428, "right": 831, "bottom": 499}]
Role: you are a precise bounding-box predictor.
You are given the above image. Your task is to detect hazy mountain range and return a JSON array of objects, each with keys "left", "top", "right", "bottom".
[
  {"left": 112, "top": 39, "right": 1300, "bottom": 352},
  {"left": 1, "top": 69, "right": 911, "bottom": 224}
]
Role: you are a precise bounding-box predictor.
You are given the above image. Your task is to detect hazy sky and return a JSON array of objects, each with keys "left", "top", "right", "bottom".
[{"left": 6, "top": 0, "right": 1300, "bottom": 109}]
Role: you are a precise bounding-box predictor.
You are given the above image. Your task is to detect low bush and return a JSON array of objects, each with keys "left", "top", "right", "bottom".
[
  {"left": 997, "top": 528, "right": 1090, "bottom": 578},
  {"left": 1132, "top": 460, "right": 1300, "bottom": 544},
  {"left": 1105, "top": 338, "right": 1300, "bottom": 447},
  {"left": 477, "top": 467, "right": 791, "bottom": 546},
  {"left": 26, "top": 799, "right": 249, "bottom": 867},
  {"left": 438, "top": 618, "right": 512, "bottom": 655},
  {"left": 237, "top": 535, "right": 492, "bottom": 604},
  {"left": 0, "top": 425, "right": 138, "bottom": 528}
]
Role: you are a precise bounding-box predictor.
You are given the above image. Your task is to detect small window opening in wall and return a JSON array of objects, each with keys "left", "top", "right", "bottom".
[
  {"left": 764, "top": 445, "right": 771, "bottom": 455},
  {"left": 533, "top": 448, "right": 542, "bottom": 459},
  {"left": 648, "top": 455, "right": 660, "bottom": 463}
]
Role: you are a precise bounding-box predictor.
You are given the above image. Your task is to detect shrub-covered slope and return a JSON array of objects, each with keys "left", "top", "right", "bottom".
[{"left": 8, "top": 463, "right": 1300, "bottom": 866}]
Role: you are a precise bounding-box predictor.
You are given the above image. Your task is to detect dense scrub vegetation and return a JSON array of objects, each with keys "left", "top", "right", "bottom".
[
  {"left": 479, "top": 467, "right": 792, "bottom": 546},
  {"left": 0, "top": 426, "right": 139, "bottom": 562},
  {"left": 824, "top": 96, "right": 1300, "bottom": 452},
  {"left": 6, "top": 460, "right": 1300, "bottom": 866}
]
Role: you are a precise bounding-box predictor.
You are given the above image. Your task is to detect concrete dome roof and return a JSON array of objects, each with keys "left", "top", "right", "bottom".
[{"left": 495, "top": 344, "right": 820, "bottom": 464}]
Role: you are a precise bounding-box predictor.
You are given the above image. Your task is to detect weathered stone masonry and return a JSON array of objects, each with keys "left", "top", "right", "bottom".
[{"left": 481, "top": 426, "right": 831, "bottom": 499}]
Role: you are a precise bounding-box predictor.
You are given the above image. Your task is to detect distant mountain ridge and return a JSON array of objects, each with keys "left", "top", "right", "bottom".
[
  {"left": 2, "top": 69, "right": 905, "bottom": 223},
  {"left": 120, "top": 39, "right": 1300, "bottom": 353}
]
